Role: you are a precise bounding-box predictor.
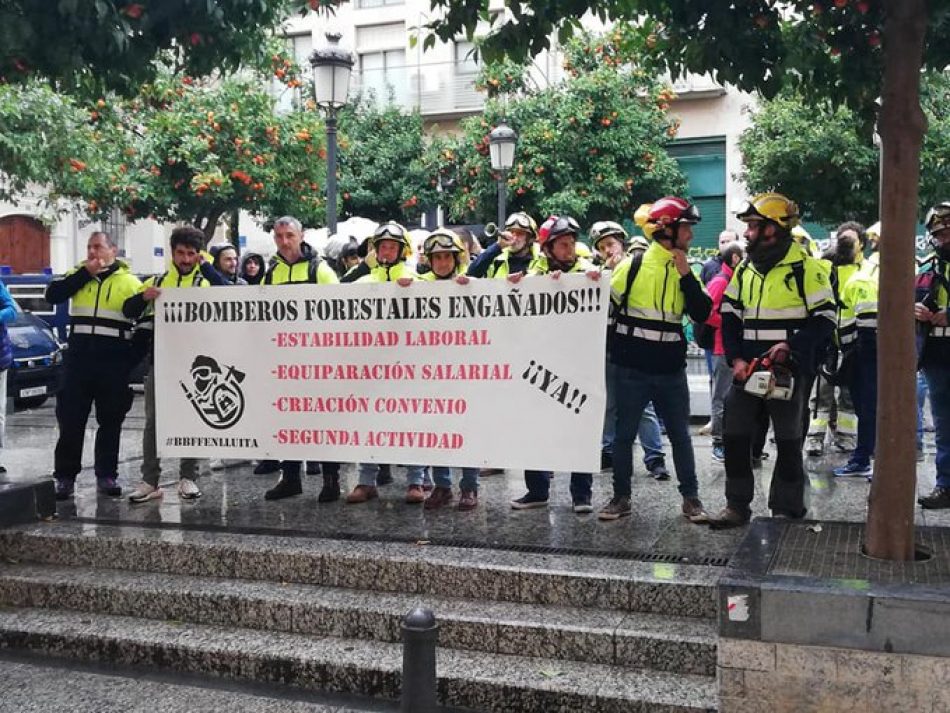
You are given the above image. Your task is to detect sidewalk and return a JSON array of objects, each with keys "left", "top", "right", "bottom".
[{"left": 4, "top": 398, "right": 949, "bottom": 564}]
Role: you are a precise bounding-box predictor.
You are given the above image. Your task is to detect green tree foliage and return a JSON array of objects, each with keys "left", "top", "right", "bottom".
[
  {"left": 336, "top": 99, "right": 432, "bottom": 223},
  {"left": 0, "top": 55, "right": 331, "bottom": 240},
  {"left": 428, "top": 31, "right": 687, "bottom": 226},
  {"left": 0, "top": 0, "right": 343, "bottom": 94},
  {"left": 739, "top": 71, "right": 950, "bottom": 226}
]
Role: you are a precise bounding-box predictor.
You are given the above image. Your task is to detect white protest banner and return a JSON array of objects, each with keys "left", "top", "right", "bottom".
[{"left": 155, "top": 273, "right": 607, "bottom": 472}]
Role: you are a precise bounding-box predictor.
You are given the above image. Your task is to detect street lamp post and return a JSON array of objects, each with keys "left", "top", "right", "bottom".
[
  {"left": 310, "top": 32, "right": 355, "bottom": 235},
  {"left": 489, "top": 122, "right": 517, "bottom": 226}
]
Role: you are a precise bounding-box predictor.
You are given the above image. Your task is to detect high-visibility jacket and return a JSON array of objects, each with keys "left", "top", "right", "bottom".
[
  {"left": 833, "top": 261, "right": 862, "bottom": 349},
  {"left": 264, "top": 242, "right": 338, "bottom": 285},
  {"left": 45, "top": 260, "right": 142, "bottom": 353},
  {"left": 841, "top": 253, "right": 879, "bottom": 354},
  {"left": 485, "top": 244, "right": 542, "bottom": 279},
  {"left": 721, "top": 242, "right": 836, "bottom": 371},
  {"left": 129, "top": 262, "right": 214, "bottom": 335},
  {"left": 357, "top": 261, "right": 419, "bottom": 283},
  {"left": 528, "top": 254, "right": 593, "bottom": 275},
  {"left": 609, "top": 241, "right": 711, "bottom": 373}
]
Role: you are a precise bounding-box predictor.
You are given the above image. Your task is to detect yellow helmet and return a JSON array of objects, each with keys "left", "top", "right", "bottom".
[
  {"left": 736, "top": 192, "right": 800, "bottom": 229},
  {"left": 370, "top": 222, "right": 412, "bottom": 260},
  {"left": 423, "top": 228, "right": 469, "bottom": 268},
  {"left": 633, "top": 203, "right": 657, "bottom": 239}
]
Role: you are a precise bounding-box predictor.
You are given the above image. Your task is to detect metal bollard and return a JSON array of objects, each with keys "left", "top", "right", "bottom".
[{"left": 401, "top": 607, "right": 439, "bottom": 713}]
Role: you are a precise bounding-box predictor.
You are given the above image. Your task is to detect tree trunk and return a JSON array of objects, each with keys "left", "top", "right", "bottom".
[
  {"left": 194, "top": 207, "right": 226, "bottom": 246},
  {"left": 865, "top": 0, "right": 928, "bottom": 561}
]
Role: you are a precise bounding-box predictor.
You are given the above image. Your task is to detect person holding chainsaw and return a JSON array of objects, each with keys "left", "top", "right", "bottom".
[{"left": 709, "top": 193, "right": 836, "bottom": 529}]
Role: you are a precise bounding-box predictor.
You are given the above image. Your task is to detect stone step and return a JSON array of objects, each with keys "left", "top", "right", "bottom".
[
  {"left": 0, "top": 562, "right": 717, "bottom": 676},
  {"left": 0, "top": 522, "right": 719, "bottom": 618},
  {"left": 0, "top": 607, "right": 717, "bottom": 713},
  {"left": 0, "top": 653, "right": 403, "bottom": 713}
]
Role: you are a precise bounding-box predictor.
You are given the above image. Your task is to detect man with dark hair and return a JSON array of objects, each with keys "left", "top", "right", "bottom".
[
  {"left": 709, "top": 193, "right": 836, "bottom": 528},
  {"left": 212, "top": 244, "right": 246, "bottom": 285},
  {"left": 46, "top": 231, "right": 143, "bottom": 499},
  {"left": 123, "top": 226, "right": 226, "bottom": 503}
]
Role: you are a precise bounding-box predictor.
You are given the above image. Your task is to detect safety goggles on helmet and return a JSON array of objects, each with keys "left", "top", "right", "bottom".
[
  {"left": 547, "top": 216, "right": 581, "bottom": 241},
  {"left": 505, "top": 212, "right": 537, "bottom": 234},
  {"left": 925, "top": 203, "right": 950, "bottom": 237},
  {"left": 373, "top": 222, "right": 408, "bottom": 242},
  {"left": 423, "top": 230, "right": 462, "bottom": 255}
]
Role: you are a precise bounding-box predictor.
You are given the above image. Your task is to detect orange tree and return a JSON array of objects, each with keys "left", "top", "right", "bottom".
[
  {"left": 0, "top": 0, "right": 343, "bottom": 94},
  {"left": 425, "top": 30, "right": 686, "bottom": 227},
  {"left": 425, "top": 0, "right": 948, "bottom": 560}
]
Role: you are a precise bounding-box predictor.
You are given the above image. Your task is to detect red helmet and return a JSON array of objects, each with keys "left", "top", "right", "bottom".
[
  {"left": 538, "top": 216, "right": 580, "bottom": 248},
  {"left": 648, "top": 197, "right": 701, "bottom": 227}
]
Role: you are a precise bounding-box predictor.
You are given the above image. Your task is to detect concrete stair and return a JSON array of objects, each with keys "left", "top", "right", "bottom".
[{"left": 0, "top": 522, "right": 721, "bottom": 711}]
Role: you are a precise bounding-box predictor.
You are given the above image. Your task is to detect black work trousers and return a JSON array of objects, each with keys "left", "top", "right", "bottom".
[
  {"left": 54, "top": 350, "right": 134, "bottom": 481},
  {"left": 722, "top": 379, "right": 809, "bottom": 518}
]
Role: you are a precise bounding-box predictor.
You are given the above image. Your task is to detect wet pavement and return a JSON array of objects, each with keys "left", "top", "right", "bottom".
[{"left": 3, "top": 394, "right": 949, "bottom": 564}]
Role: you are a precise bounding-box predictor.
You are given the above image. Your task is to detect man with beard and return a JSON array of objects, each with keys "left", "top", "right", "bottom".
[
  {"left": 466, "top": 212, "right": 541, "bottom": 279},
  {"left": 916, "top": 202, "right": 950, "bottom": 508},
  {"left": 709, "top": 193, "right": 836, "bottom": 528},
  {"left": 597, "top": 198, "right": 711, "bottom": 522}
]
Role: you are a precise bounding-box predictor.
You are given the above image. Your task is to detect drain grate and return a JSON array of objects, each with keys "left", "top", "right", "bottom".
[{"left": 70, "top": 517, "right": 730, "bottom": 567}]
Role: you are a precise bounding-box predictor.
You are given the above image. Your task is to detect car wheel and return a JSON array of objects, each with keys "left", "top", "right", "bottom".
[{"left": 15, "top": 395, "right": 48, "bottom": 410}]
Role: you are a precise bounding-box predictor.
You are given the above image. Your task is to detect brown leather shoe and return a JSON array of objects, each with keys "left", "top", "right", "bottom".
[
  {"left": 406, "top": 484, "right": 426, "bottom": 504},
  {"left": 682, "top": 497, "right": 709, "bottom": 523},
  {"left": 424, "top": 486, "right": 453, "bottom": 510},
  {"left": 708, "top": 505, "right": 751, "bottom": 530},
  {"left": 458, "top": 490, "right": 478, "bottom": 511},
  {"left": 345, "top": 485, "right": 378, "bottom": 504}
]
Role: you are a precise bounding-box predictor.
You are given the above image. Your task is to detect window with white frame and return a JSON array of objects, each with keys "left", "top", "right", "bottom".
[
  {"left": 356, "top": 23, "right": 408, "bottom": 107},
  {"left": 454, "top": 40, "right": 480, "bottom": 75}
]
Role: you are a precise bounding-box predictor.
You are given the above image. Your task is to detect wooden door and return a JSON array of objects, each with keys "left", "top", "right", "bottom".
[{"left": 0, "top": 215, "right": 51, "bottom": 273}]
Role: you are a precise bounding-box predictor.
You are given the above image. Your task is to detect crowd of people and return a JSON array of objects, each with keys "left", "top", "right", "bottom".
[{"left": 37, "top": 192, "right": 950, "bottom": 524}]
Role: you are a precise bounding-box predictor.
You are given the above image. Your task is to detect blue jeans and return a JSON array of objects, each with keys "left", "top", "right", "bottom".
[
  {"left": 432, "top": 466, "right": 479, "bottom": 492},
  {"left": 612, "top": 365, "right": 698, "bottom": 499},
  {"left": 524, "top": 470, "right": 593, "bottom": 502},
  {"left": 848, "top": 344, "right": 877, "bottom": 467},
  {"left": 603, "top": 362, "right": 666, "bottom": 469},
  {"left": 918, "top": 371, "right": 930, "bottom": 450},
  {"left": 359, "top": 463, "right": 426, "bottom": 486},
  {"left": 924, "top": 365, "right": 950, "bottom": 489}
]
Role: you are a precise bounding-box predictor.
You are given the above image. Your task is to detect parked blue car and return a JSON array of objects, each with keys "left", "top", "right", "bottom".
[{"left": 6, "top": 300, "right": 65, "bottom": 408}]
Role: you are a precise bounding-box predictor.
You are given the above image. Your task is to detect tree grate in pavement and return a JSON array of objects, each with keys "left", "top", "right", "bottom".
[
  {"left": 70, "top": 516, "right": 731, "bottom": 567},
  {"left": 768, "top": 521, "right": 950, "bottom": 584}
]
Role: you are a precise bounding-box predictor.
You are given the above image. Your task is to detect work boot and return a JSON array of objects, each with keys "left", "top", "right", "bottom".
[
  {"left": 54, "top": 477, "right": 75, "bottom": 501},
  {"left": 306, "top": 461, "right": 322, "bottom": 476},
  {"left": 708, "top": 505, "right": 751, "bottom": 530},
  {"left": 97, "top": 475, "right": 122, "bottom": 497},
  {"left": 317, "top": 474, "right": 340, "bottom": 503},
  {"left": 458, "top": 490, "right": 478, "bottom": 511},
  {"left": 918, "top": 486, "right": 950, "bottom": 510},
  {"left": 424, "top": 486, "right": 453, "bottom": 510},
  {"left": 597, "top": 496, "right": 632, "bottom": 521},
  {"left": 805, "top": 435, "right": 825, "bottom": 457},
  {"left": 682, "top": 497, "right": 709, "bottom": 523},
  {"left": 346, "top": 485, "right": 378, "bottom": 504},
  {"left": 265, "top": 472, "right": 302, "bottom": 500}
]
